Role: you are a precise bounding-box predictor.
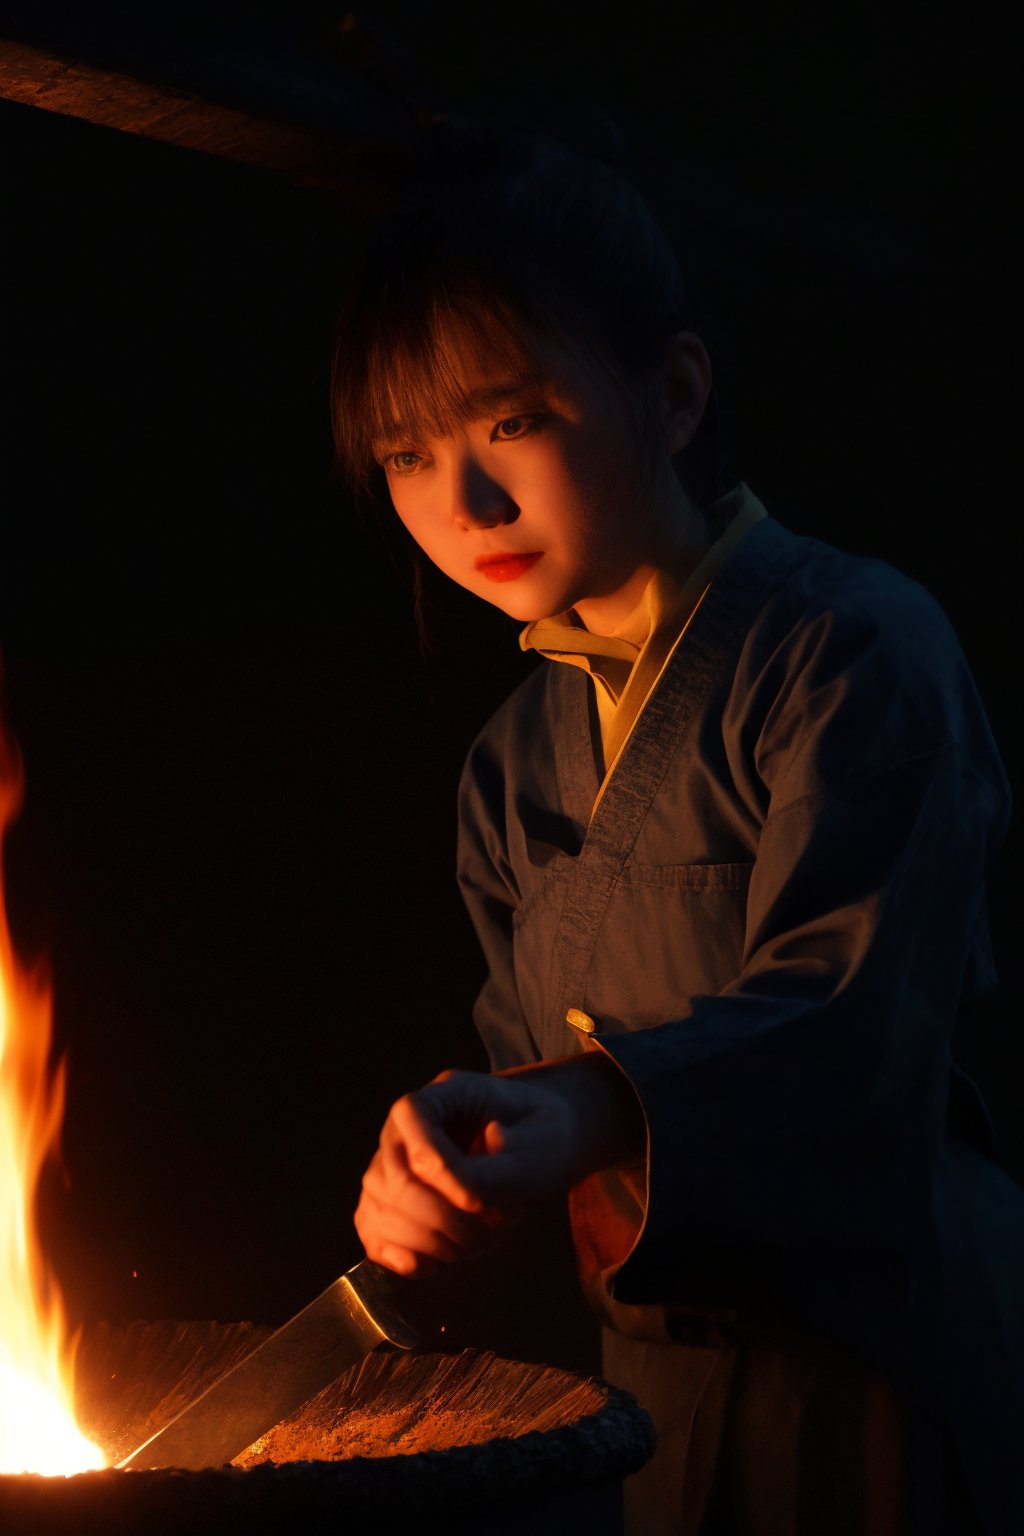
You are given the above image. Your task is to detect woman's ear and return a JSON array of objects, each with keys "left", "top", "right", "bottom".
[{"left": 659, "top": 332, "right": 713, "bottom": 455}]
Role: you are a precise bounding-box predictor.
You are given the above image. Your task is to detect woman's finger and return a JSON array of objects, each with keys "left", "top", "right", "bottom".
[
  {"left": 358, "top": 1174, "right": 495, "bottom": 1256},
  {"left": 355, "top": 1186, "right": 478, "bottom": 1264},
  {"left": 374, "top": 1242, "right": 438, "bottom": 1280},
  {"left": 387, "top": 1090, "right": 487, "bottom": 1211},
  {"left": 362, "top": 1144, "right": 488, "bottom": 1247}
]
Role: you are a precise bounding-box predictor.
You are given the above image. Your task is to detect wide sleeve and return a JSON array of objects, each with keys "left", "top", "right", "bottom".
[
  {"left": 596, "top": 579, "right": 1012, "bottom": 1307},
  {"left": 456, "top": 722, "right": 540, "bottom": 1071}
]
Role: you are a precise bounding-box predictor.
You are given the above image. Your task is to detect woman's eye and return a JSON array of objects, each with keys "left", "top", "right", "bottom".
[
  {"left": 492, "top": 415, "right": 535, "bottom": 441},
  {"left": 385, "top": 450, "right": 423, "bottom": 474}
]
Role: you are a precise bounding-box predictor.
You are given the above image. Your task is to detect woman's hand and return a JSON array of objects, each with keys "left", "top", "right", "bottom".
[{"left": 354, "top": 1056, "right": 645, "bottom": 1276}]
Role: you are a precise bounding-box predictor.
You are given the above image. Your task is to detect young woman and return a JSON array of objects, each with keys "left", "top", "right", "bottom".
[{"left": 332, "top": 121, "right": 1022, "bottom": 1535}]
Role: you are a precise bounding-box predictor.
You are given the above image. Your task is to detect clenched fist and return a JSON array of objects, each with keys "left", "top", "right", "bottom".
[{"left": 354, "top": 1055, "right": 645, "bottom": 1276}]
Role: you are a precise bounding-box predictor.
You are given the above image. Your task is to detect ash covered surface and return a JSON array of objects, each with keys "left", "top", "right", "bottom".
[{"left": 233, "top": 1346, "right": 609, "bottom": 1464}]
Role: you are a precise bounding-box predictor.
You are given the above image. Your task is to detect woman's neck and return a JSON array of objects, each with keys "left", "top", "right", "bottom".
[{"left": 572, "top": 478, "right": 710, "bottom": 635}]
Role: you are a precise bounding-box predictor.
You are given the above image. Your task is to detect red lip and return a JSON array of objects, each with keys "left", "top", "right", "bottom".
[{"left": 474, "top": 551, "right": 543, "bottom": 583}]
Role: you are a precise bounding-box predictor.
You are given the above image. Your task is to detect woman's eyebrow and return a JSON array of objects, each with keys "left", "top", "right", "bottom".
[{"left": 463, "top": 376, "right": 553, "bottom": 417}]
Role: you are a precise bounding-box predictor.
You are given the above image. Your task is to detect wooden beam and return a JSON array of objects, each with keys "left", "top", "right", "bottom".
[{"left": 0, "top": 35, "right": 395, "bottom": 205}]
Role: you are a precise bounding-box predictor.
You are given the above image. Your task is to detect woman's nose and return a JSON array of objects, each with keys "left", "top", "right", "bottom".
[{"left": 450, "top": 457, "right": 518, "bottom": 530}]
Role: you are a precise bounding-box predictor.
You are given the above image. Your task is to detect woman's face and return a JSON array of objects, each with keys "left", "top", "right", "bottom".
[{"left": 376, "top": 332, "right": 701, "bottom": 631}]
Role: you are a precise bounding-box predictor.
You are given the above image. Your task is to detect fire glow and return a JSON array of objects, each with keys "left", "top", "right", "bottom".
[{"left": 0, "top": 722, "right": 105, "bottom": 1474}]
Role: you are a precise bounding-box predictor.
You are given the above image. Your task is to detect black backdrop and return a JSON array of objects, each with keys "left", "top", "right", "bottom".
[{"left": 0, "top": 4, "right": 1018, "bottom": 1375}]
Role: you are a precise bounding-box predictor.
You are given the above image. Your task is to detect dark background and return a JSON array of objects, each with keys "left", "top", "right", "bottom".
[{"left": 0, "top": 3, "right": 1018, "bottom": 1375}]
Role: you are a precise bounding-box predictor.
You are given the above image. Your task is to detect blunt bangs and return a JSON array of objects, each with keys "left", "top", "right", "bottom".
[{"left": 334, "top": 274, "right": 553, "bottom": 493}]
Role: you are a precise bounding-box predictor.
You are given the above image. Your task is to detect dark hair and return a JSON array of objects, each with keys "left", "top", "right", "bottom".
[{"left": 332, "top": 117, "right": 729, "bottom": 504}]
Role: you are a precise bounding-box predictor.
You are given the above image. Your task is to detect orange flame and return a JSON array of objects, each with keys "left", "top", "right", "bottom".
[{"left": 0, "top": 718, "right": 104, "bottom": 1474}]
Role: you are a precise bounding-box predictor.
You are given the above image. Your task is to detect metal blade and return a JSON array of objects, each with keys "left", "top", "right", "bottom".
[{"left": 117, "top": 1259, "right": 417, "bottom": 1470}]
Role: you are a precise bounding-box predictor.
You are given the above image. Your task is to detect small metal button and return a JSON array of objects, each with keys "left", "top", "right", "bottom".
[{"left": 565, "top": 1008, "right": 598, "bottom": 1035}]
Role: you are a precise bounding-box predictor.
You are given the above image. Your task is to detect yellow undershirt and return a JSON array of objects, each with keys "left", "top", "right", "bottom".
[{"left": 520, "top": 483, "right": 766, "bottom": 815}]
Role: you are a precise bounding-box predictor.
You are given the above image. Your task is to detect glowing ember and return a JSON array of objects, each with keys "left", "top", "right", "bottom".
[{"left": 0, "top": 716, "right": 105, "bottom": 1474}]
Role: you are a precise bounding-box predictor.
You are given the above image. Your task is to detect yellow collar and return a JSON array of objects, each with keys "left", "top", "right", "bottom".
[{"left": 520, "top": 482, "right": 767, "bottom": 807}]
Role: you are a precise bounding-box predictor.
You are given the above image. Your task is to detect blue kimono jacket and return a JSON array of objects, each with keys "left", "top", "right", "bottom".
[{"left": 456, "top": 512, "right": 1023, "bottom": 1534}]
